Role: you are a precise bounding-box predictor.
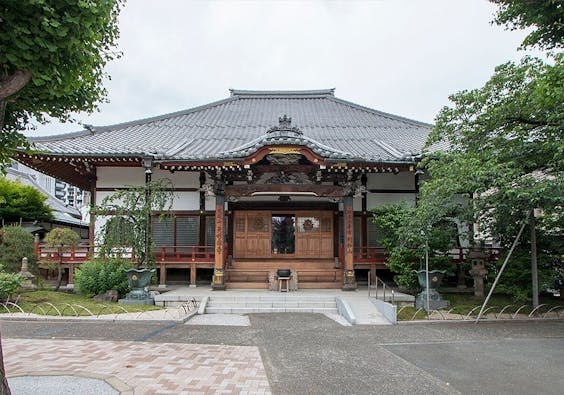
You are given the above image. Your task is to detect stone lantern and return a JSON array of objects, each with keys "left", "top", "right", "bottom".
[
  {"left": 468, "top": 246, "right": 488, "bottom": 298},
  {"left": 19, "top": 257, "right": 37, "bottom": 290}
]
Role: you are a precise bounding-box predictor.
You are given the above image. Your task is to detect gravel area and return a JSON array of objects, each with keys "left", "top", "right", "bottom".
[{"left": 8, "top": 375, "right": 118, "bottom": 395}]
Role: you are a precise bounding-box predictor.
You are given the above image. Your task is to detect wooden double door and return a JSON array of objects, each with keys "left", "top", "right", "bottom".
[{"left": 233, "top": 210, "right": 334, "bottom": 259}]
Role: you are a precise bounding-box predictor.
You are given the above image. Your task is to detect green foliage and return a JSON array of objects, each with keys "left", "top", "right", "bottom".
[
  {"left": 74, "top": 258, "right": 131, "bottom": 298},
  {"left": 372, "top": 203, "right": 460, "bottom": 292},
  {"left": 0, "top": 264, "right": 22, "bottom": 300},
  {"left": 0, "top": 177, "right": 53, "bottom": 222},
  {"left": 94, "top": 179, "right": 175, "bottom": 268},
  {"left": 0, "top": 225, "right": 36, "bottom": 272},
  {"left": 491, "top": 0, "right": 564, "bottom": 49},
  {"left": 44, "top": 227, "right": 80, "bottom": 250},
  {"left": 0, "top": 0, "right": 123, "bottom": 168},
  {"left": 425, "top": 54, "right": 563, "bottom": 243},
  {"left": 489, "top": 232, "right": 563, "bottom": 301}
]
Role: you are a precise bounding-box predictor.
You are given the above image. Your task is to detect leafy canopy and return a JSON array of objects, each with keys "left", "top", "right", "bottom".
[
  {"left": 490, "top": 0, "right": 564, "bottom": 49},
  {"left": 425, "top": 54, "right": 563, "bottom": 241},
  {"left": 0, "top": 0, "right": 123, "bottom": 168},
  {"left": 44, "top": 227, "right": 80, "bottom": 250},
  {"left": 0, "top": 177, "right": 53, "bottom": 222}
]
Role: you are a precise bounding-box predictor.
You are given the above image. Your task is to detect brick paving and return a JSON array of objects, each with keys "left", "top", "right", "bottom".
[{"left": 4, "top": 338, "right": 271, "bottom": 395}]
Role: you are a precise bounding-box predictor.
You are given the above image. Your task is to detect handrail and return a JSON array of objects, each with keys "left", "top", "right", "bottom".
[{"left": 368, "top": 272, "right": 392, "bottom": 303}]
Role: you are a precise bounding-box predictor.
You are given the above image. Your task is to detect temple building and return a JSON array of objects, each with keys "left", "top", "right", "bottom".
[{"left": 16, "top": 89, "right": 431, "bottom": 290}]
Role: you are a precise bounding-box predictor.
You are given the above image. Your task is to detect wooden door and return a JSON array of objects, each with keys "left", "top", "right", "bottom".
[
  {"left": 234, "top": 211, "right": 271, "bottom": 258},
  {"left": 295, "top": 212, "right": 333, "bottom": 258}
]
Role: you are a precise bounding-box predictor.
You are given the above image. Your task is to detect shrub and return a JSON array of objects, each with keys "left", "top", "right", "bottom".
[
  {"left": 0, "top": 225, "right": 36, "bottom": 272},
  {"left": 0, "top": 266, "right": 22, "bottom": 300},
  {"left": 75, "top": 258, "right": 132, "bottom": 298}
]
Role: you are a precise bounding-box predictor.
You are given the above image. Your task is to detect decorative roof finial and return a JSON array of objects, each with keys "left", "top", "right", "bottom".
[
  {"left": 279, "top": 115, "right": 292, "bottom": 128},
  {"left": 267, "top": 114, "right": 303, "bottom": 136}
]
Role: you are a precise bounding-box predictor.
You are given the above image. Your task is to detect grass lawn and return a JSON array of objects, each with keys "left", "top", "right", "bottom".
[
  {"left": 397, "top": 293, "right": 563, "bottom": 321},
  {"left": 3, "top": 290, "right": 161, "bottom": 316}
]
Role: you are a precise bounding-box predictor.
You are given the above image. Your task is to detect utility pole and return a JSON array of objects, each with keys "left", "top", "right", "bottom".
[{"left": 531, "top": 209, "right": 539, "bottom": 308}]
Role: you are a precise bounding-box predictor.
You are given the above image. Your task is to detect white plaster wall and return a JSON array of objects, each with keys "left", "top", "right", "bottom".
[
  {"left": 205, "top": 195, "right": 215, "bottom": 211},
  {"left": 367, "top": 173, "right": 415, "bottom": 190},
  {"left": 152, "top": 170, "right": 199, "bottom": 188},
  {"left": 353, "top": 197, "right": 362, "bottom": 211},
  {"left": 171, "top": 191, "right": 200, "bottom": 210},
  {"left": 97, "top": 167, "right": 144, "bottom": 187},
  {"left": 366, "top": 193, "right": 416, "bottom": 208}
]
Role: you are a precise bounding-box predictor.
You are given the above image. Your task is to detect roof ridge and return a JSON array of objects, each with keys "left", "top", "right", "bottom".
[
  {"left": 230, "top": 88, "right": 335, "bottom": 98},
  {"left": 327, "top": 96, "right": 433, "bottom": 128}
]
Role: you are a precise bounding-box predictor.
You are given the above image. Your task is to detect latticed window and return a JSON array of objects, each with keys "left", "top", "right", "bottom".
[{"left": 152, "top": 216, "right": 200, "bottom": 246}]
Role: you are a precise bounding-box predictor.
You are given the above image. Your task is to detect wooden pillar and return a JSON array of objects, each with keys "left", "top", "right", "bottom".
[
  {"left": 159, "top": 263, "right": 166, "bottom": 286},
  {"left": 190, "top": 263, "right": 196, "bottom": 287},
  {"left": 343, "top": 196, "right": 356, "bottom": 290},
  {"left": 212, "top": 194, "right": 226, "bottom": 290},
  {"left": 88, "top": 168, "right": 97, "bottom": 249},
  {"left": 68, "top": 264, "right": 75, "bottom": 284},
  {"left": 370, "top": 263, "right": 377, "bottom": 285}
]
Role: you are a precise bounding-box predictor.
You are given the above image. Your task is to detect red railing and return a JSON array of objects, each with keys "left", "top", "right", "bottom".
[
  {"left": 339, "top": 244, "right": 502, "bottom": 265},
  {"left": 157, "top": 245, "right": 215, "bottom": 263},
  {"left": 36, "top": 244, "right": 218, "bottom": 264}
]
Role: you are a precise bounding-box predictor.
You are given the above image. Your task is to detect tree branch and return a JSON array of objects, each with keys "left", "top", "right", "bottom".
[{"left": 0, "top": 69, "right": 32, "bottom": 100}]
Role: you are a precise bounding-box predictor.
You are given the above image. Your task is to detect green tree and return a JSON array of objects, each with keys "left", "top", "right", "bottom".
[
  {"left": 420, "top": 54, "right": 563, "bottom": 300},
  {"left": 372, "top": 203, "right": 459, "bottom": 291},
  {"left": 0, "top": 225, "right": 36, "bottom": 273},
  {"left": 95, "top": 179, "right": 175, "bottom": 269},
  {"left": 0, "top": 0, "right": 123, "bottom": 168},
  {"left": 43, "top": 227, "right": 80, "bottom": 291},
  {"left": 0, "top": 178, "right": 53, "bottom": 222},
  {"left": 491, "top": 0, "right": 564, "bottom": 49}
]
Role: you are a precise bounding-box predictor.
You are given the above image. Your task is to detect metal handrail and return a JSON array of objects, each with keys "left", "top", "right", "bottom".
[{"left": 368, "top": 272, "right": 393, "bottom": 303}]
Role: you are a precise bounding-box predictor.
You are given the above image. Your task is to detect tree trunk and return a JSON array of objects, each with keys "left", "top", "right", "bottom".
[
  {"left": 0, "top": 69, "right": 32, "bottom": 132},
  {"left": 54, "top": 249, "right": 63, "bottom": 292},
  {"left": 0, "top": 331, "right": 11, "bottom": 395}
]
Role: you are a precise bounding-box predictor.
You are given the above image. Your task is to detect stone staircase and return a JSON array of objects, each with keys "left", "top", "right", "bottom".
[{"left": 204, "top": 295, "right": 339, "bottom": 314}]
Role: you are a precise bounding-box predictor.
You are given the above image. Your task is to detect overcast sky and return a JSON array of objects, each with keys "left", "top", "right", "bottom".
[{"left": 28, "top": 0, "right": 538, "bottom": 136}]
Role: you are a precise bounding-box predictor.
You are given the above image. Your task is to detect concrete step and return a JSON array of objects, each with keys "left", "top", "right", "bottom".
[
  {"left": 206, "top": 307, "right": 338, "bottom": 314},
  {"left": 205, "top": 295, "right": 338, "bottom": 314}
]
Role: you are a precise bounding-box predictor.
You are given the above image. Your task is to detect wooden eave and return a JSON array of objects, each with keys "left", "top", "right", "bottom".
[{"left": 15, "top": 151, "right": 144, "bottom": 190}]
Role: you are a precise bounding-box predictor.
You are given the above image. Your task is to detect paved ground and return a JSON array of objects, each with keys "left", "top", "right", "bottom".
[{"left": 2, "top": 317, "right": 563, "bottom": 394}]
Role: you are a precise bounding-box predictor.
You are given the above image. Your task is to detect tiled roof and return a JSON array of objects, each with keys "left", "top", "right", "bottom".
[{"left": 29, "top": 89, "right": 432, "bottom": 163}]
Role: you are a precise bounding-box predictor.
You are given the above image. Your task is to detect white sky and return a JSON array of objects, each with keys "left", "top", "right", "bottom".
[{"left": 28, "top": 0, "right": 538, "bottom": 136}]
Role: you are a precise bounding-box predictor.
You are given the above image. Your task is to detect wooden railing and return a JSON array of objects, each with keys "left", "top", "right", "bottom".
[
  {"left": 36, "top": 244, "right": 219, "bottom": 264},
  {"left": 157, "top": 245, "right": 215, "bottom": 263},
  {"left": 339, "top": 244, "right": 502, "bottom": 265}
]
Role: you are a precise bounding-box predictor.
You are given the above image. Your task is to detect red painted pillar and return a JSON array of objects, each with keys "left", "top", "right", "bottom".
[
  {"left": 343, "top": 196, "right": 356, "bottom": 290},
  {"left": 212, "top": 194, "right": 226, "bottom": 290}
]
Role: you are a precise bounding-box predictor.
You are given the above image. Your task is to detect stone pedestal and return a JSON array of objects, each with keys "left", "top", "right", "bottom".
[
  {"left": 342, "top": 270, "right": 357, "bottom": 291},
  {"left": 414, "top": 270, "right": 449, "bottom": 311},
  {"left": 118, "top": 269, "right": 155, "bottom": 305},
  {"left": 211, "top": 268, "right": 226, "bottom": 290}
]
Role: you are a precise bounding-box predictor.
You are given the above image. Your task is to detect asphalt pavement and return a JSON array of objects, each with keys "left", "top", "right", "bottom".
[{"left": 2, "top": 316, "right": 563, "bottom": 395}]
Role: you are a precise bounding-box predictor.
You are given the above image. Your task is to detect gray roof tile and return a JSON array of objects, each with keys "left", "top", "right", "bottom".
[{"left": 30, "top": 89, "right": 432, "bottom": 163}]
